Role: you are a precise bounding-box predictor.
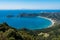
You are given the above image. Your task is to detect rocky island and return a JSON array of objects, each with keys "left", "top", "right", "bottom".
[
  {"left": 6, "top": 15, "right": 15, "bottom": 18},
  {"left": 17, "top": 13, "right": 38, "bottom": 17}
]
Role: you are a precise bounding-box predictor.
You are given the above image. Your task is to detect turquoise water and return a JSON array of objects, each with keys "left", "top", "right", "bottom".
[
  {"left": 0, "top": 17, "right": 52, "bottom": 30},
  {"left": 0, "top": 10, "right": 57, "bottom": 30}
]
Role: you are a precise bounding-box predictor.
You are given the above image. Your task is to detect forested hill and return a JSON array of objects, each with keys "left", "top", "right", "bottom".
[
  {"left": 0, "top": 22, "right": 60, "bottom": 40},
  {"left": 0, "top": 13, "right": 60, "bottom": 40}
]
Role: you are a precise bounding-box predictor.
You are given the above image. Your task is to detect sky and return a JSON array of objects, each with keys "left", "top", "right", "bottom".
[{"left": 0, "top": 0, "right": 60, "bottom": 10}]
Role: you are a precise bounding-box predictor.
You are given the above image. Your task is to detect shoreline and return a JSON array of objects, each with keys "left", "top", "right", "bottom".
[{"left": 37, "top": 16, "right": 55, "bottom": 28}]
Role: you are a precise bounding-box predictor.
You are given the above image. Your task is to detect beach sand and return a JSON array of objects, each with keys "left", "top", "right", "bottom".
[{"left": 37, "top": 16, "right": 55, "bottom": 28}]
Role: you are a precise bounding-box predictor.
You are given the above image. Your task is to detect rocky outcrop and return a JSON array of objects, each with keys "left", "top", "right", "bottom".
[
  {"left": 6, "top": 15, "right": 15, "bottom": 18},
  {"left": 17, "top": 13, "right": 39, "bottom": 17}
]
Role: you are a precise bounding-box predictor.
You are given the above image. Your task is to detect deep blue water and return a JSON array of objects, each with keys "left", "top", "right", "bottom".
[
  {"left": 0, "top": 10, "right": 59, "bottom": 30},
  {"left": 0, "top": 10, "right": 60, "bottom": 17}
]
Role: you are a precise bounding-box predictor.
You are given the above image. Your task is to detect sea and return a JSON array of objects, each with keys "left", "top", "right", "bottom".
[{"left": 0, "top": 10, "right": 60, "bottom": 30}]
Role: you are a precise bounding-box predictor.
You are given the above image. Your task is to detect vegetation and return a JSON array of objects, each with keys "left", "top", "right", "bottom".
[
  {"left": 0, "top": 22, "right": 60, "bottom": 40},
  {"left": 1, "top": 13, "right": 60, "bottom": 40}
]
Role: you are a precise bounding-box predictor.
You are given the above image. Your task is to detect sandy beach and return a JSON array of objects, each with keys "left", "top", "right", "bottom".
[{"left": 37, "top": 16, "right": 55, "bottom": 28}]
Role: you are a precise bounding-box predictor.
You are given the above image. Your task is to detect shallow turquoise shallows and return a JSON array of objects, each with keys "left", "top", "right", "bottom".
[{"left": 0, "top": 10, "right": 53, "bottom": 30}]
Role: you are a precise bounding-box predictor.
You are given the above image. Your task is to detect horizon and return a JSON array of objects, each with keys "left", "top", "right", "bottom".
[
  {"left": 0, "top": 9, "right": 58, "bottom": 10},
  {"left": 0, "top": 9, "right": 60, "bottom": 10},
  {"left": 0, "top": 0, "right": 60, "bottom": 10}
]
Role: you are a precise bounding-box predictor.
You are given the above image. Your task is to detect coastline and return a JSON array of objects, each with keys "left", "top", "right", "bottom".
[{"left": 37, "top": 16, "right": 55, "bottom": 28}]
